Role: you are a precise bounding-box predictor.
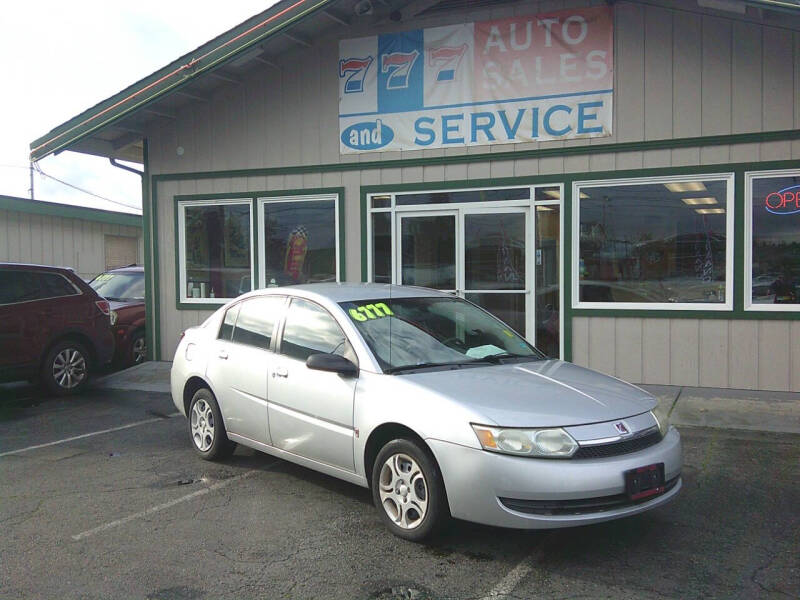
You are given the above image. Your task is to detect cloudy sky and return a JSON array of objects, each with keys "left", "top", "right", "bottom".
[{"left": 0, "top": 1, "right": 277, "bottom": 214}]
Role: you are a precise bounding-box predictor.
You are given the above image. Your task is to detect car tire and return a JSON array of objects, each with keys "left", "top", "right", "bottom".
[
  {"left": 129, "top": 331, "right": 146, "bottom": 365},
  {"left": 41, "top": 340, "right": 91, "bottom": 396},
  {"left": 188, "top": 388, "right": 236, "bottom": 460},
  {"left": 371, "top": 438, "right": 449, "bottom": 542}
]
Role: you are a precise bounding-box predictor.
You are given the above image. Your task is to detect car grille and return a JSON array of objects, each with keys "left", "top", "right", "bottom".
[
  {"left": 573, "top": 429, "right": 662, "bottom": 459},
  {"left": 499, "top": 477, "right": 679, "bottom": 516}
]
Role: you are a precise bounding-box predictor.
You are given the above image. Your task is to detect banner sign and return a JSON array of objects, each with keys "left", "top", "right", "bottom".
[{"left": 338, "top": 7, "right": 613, "bottom": 154}]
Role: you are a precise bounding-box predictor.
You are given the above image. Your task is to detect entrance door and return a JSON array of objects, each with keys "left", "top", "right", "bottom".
[
  {"left": 396, "top": 208, "right": 531, "bottom": 338},
  {"left": 462, "top": 208, "right": 530, "bottom": 337},
  {"left": 398, "top": 211, "right": 457, "bottom": 293}
]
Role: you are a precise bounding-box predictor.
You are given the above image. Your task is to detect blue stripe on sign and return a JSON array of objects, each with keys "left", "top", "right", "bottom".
[{"left": 339, "top": 89, "right": 614, "bottom": 119}]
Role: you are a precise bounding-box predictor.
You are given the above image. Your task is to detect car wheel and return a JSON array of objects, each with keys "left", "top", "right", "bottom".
[
  {"left": 42, "top": 341, "right": 91, "bottom": 396},
  {"left": 372, "top": 438, "right": 449, "bottom": 541},
  {"left": 188, "top": 388, "right": 236, "bottom": 460},
  {"left": 130, "top": 331, "right": 146, "bottom": 365}
]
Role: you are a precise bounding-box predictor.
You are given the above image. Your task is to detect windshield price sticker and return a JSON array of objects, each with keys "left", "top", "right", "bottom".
[{"left": 349, "top": 303, "right": 394, "bottom": 321}]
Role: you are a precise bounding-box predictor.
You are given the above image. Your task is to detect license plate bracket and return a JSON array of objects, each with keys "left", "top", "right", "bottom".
[{"left": 625, "top": 463, "right": 665, "bottom": 501}]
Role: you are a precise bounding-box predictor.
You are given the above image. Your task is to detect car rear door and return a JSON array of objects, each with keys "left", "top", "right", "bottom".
[
  {"left": 205, "top": 296, "right": 286, "bottom": 445},
  {"left": 268, "top": 297, "right": 358, "bottom": 472},
  {"left": 0, "top": 270, "right": 57, "bottom": 371}
]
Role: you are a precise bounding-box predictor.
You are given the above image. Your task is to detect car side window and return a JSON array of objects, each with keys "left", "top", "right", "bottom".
[
  {"left": 0, "top": 270, "right": 42, "bottom": 304},
  {"left": 231, "top": 296, "right": 285, "bottom": 350},
  {"left": 218, "top": 303, "right": 240, "bottom": 341},
  {"left": 38, "top": 273, "right": 79, "bottom": 298},
  {"left": 280, "top": 298, "right": 356, "bottom": 364}
]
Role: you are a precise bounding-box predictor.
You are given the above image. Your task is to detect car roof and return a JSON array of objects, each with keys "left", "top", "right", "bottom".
[
  {"left": 106, "top": 265, "right": 143, "bottom": 273},
  {"left": 0, "top": 262, "right": 74, "bottom": 272},
  {"left": 243, "top": 283, "right": 451, "bottom": 303}
]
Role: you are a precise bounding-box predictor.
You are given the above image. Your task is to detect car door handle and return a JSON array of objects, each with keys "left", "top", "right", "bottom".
[
  {"left": 218, "top": 350, "right": 229, "bottom": 360},
  {"left": 274, "top": 366, "right": 288, "bottom": 378}
]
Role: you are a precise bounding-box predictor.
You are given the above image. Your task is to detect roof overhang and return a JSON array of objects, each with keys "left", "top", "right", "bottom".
[{"left": 0, "top": 195, "right": 142, "bottom": 227}]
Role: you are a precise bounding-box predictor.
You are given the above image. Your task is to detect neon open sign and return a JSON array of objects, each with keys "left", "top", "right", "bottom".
[{"left": 765, "top": 184, "right": 800, "bottom": 215}]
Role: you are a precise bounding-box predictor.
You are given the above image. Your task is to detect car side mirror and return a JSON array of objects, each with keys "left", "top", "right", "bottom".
[{"left": 306, "top": 353, "right": 358, "bottom": 377}]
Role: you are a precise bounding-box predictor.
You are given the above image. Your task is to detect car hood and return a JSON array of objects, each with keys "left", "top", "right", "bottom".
[
  {"left": 405, "top": 360, "right": 656, "bottom": 427},
  {"left": 108, "top": 299, "right": 144, "bottom": 311}
]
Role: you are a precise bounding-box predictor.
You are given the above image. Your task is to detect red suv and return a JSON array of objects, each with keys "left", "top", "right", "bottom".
[
  {"left": 0, "top": 263, "right": 115, "bottom": 395},
  {"left": 89, "top": 265, "right": 146, "bottom": 366}
]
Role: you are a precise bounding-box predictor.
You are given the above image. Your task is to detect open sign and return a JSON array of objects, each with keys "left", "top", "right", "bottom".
[{"left": 765, "top": 184, "right": 800, "bottom": 215}]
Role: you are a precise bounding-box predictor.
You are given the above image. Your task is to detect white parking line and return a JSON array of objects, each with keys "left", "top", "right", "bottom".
[
  {"left": 478, "top": 536, "right": 550, "bottom": 600},
  {"left": 0, "top": 413, "right": 181, "bottom": 458},
  {"left": 72, "top": 468, "right": 264, "bottom": 541}
]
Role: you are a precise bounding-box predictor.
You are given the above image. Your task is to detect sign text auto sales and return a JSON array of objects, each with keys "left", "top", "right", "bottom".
[{"left": 338, "top": 7, "right": 614, "bottom": 153}]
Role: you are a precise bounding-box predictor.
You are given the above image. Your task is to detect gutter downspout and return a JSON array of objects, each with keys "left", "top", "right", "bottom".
[{"left": 109, "top": 150, "right": 157, "bottom": 361}]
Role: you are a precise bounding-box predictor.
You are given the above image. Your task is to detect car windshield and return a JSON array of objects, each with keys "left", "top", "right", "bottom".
[
  {"left": 339, "top": 296, "right": 544, "bottom": 373},
  {"left": 90, "top": 272, "right": 145, "bottom": 301}
]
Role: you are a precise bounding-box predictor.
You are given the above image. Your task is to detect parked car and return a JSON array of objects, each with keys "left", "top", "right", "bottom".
[
  {"left": 170, "top": 283, "right": 682, "bottom": 541},
  {"left": 88, "top": 265, "right": 146, "bottom": 365},
  {"left": 0, "top": 263, "right": 115, "bottom": 394}
]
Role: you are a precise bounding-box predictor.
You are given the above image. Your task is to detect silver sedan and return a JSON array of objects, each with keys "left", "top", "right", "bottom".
[{"left": 170, "top": 283, "right": 682, "bottom": 541}]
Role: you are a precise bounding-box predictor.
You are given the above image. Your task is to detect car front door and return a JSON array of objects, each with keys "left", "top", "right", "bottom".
[
  {"left": 268, "top": 297, "right": 358, "bottom": 472},
  {"left": 205, "top": 295, "right": 286, "bottom": 445}
]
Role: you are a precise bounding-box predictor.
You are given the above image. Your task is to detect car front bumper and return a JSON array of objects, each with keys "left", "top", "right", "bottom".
[{"left": 427, "top": 426, "right": 682, "bottom": 529}]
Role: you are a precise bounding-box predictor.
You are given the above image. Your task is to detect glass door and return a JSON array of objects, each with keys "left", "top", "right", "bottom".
[
  {"left": 462, "top": 208, "right": 530, "bottom": 337},
  {"left": 397, "top": 211, "right": 457, "bottom": 293}
]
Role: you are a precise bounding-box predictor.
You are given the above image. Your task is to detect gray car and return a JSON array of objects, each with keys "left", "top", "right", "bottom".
[{"left": 170, "top": 283, "right": 682, "bottom": 541}]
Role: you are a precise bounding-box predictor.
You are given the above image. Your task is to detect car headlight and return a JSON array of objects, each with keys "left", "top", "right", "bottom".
[
  {"left": 471, "top": 424, "right": 578, "bottom": 458},
  {"left": 651, "top": 402, "right": 672, "bottom": 437},
  {"left": 110, "top": 310, "right": 118, "bottom": 325}
]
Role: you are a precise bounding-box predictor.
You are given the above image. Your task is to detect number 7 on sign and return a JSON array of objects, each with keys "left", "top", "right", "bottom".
[{"left": 339, "top": 56, "right": 374, "bottom": 94}]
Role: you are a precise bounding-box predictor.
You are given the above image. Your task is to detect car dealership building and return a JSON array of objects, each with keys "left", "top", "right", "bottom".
[{"left": 31, "top": 0, "right": 800, "bottom": 391}]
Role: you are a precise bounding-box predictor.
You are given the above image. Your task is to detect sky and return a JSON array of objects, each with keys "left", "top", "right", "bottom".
[{"left": 0, "top": 1, "right": 278, "bottom": 215}]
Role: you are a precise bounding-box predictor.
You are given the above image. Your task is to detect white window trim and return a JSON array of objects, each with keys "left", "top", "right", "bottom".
[
  {"left": 572, "top": 173, "right": 735, "bottom": 311},
  {"left": 744, "top": 168, "right": 800, "bottom": 312},
  {"left": 256, "top": 193, "right": 341, "bottom": 288},
  {"left": 178, "top": 198, "right": 255, "bottom": 305},
  {"left": 365, "top": 183, "right": 564, "bottom": 359}
]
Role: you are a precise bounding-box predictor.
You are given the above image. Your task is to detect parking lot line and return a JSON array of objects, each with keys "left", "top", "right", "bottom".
[
  {"left": 0, "top": 413, "right": 181, "bottom": 458},
  {"left": 72, "top": 468, "right": 266, "bottom": 541},
  {"left": 478, "top": 534, "right": 550, "bottom": 599}
]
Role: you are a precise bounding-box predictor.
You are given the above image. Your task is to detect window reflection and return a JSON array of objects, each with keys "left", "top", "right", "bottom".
[
  {"left": 184, "top": 204, "right": 251, "bottom": 300},
  {"left": 578, "top": 179, "right": 729, "bottom": 304},
  {"left": 281, "top": 298, "right": 354, "bottom": 363},
  {"left": 263, "top": 200, "right": 336, "bottom": 286}
]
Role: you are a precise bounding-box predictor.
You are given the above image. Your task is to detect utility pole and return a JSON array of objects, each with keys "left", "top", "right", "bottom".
[{"left": 29, "top": 162, "right": 34, "bottom": 200}]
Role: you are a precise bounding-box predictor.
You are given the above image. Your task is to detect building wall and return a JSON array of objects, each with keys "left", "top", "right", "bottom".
[
  {"left": 145, "top": 0, "right": 800, "bottom": 390},
  {"left": 0, "top": 208, "right": 143, "bottom": 280}
]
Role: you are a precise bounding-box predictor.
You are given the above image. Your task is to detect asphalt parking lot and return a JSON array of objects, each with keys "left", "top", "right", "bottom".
[{"left": 1, "top": 384, "right": 798, "bottom": 600}]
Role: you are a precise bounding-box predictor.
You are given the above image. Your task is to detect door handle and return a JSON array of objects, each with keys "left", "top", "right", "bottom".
[
  {"left": 218, "top": 350, "right": 229, "bottom": 360},
  {"left": 275, "top": 366, "right": 288, "bottom": 378}
]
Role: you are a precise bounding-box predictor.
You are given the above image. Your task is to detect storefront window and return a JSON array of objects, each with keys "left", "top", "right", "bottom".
[
  {"left": 261, "top": 197, "right": 337, "bottom": 286},
  {"left": 181, "top": 201, "right": 252, "bottom": 301},
  {"left": 576, "top": 176, "right": 733, "bottom": 307},
  {"left": 748, "top": 171, "right": 800, "bottom": 308},
  {"left": 371, "top": 212, "right": 391, "bottom": 283}
]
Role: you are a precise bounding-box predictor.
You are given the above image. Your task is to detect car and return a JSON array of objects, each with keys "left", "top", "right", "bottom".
[
  {"left": 88, "top": 265, "right": 146, "bottom": 365},
  {"left": 170, "top": 283, "right": 682, "bottom": 541},
  {"left": 0, "top": 263, "right": 115, "bottom": 395}
]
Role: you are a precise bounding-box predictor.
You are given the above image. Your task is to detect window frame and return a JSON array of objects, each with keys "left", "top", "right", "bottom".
[
  {"left": 256, "top": 193, "right": 341, "bottom": 288},
  {"left": 571, "top": 173, "right": 735, "bottom": 311},
  {"left": 177, "top": 198, "right": 255, "bottom": 306},
  {"left": 744, "top": 168, "right": 800, "bottom": 312}
]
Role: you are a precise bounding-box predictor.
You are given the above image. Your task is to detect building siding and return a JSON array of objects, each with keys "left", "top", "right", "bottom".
[
  {"left": 573, "top": 317, "right": 800, "bottom": 392},
  {"left": 0, "top": 208, "right": 143, "bottom": 280}
]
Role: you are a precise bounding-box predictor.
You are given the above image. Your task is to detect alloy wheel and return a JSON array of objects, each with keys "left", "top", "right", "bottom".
[
  {"left": 52, "top": 348, "right": 87, "bottom": 390},
  {"left": 132, "top": 336, "right": 146, "bottom": 364},
  {"left": 378, "top": 453, "right": 429, "bottom": 529},
  {"left": 190, "top": 399, "right": 215, "bottom": 452}
]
